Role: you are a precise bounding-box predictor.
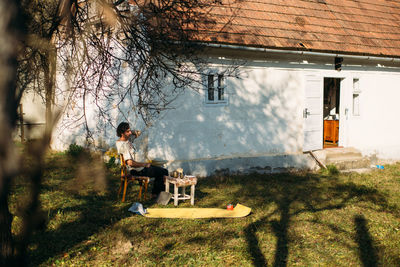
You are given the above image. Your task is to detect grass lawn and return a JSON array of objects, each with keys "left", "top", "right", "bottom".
[{"left": 9, "top": 152, "right": 400, "bottom": 266}]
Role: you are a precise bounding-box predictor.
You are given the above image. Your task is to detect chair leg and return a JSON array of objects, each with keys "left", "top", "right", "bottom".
[
  {"left": 118, "top": 180, "right": 123, "bottom": 197},
  {"left": 138, "top": 182, "right": 143, "bottom": 201},
  {"left": 122, "top": 179, "right": 128, "bottom": 203},
  {"left": 143, "top": 180, "right": 148, "bottom": 201}
]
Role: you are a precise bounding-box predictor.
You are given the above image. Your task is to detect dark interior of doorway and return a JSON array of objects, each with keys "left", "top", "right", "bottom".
[{"left": 323, "top": 78, "right": 341, "bottom": 148}]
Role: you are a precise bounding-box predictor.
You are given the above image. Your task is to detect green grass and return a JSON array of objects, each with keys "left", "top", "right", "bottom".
[{"left": 9, "top": 153, "right": 400, "bottom": 266}]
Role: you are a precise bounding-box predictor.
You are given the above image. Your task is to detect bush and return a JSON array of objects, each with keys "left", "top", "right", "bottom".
[
  {"left": 105, "top": 156, "right": 118, "bottom": 169},
  {"left": 66, "top": 143, "right": 85, "bottom": 159},
  {"left": 104, "top": 148, "right": 119, "bottom": 169},
  {"left": 320, "top": 164, "right": 339, "bottom": 175}
]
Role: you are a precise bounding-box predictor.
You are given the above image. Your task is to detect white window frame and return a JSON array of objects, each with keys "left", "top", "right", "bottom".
[
  {"left": 204, "top": 72, "right": 228, "bottom": 106},
  {"left": 352, "top": 78, "right": 361, "bottom": 116}
]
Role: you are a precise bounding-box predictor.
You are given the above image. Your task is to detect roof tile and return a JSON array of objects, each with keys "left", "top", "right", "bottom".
[{"left": 195, "top": 0, "right": 400, "bottom": 57}]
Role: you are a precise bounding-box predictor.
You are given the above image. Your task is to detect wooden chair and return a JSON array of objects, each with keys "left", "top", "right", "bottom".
[{"left": 118, "top": 154, "right": 150, "bottom": 202}]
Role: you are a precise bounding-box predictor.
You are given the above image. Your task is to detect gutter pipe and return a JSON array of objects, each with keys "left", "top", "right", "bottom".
[{"left": 203, "top": 43, "right": 400, "bottom": 63}]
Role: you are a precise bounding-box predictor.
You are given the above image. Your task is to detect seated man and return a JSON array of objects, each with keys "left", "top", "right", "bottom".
[{"left": 116, "top": 122, "right": 168, "bottom": 198}]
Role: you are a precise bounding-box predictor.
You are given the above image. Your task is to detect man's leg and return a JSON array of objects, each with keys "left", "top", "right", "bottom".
[{"left": 139, "top": 166, "right": 168, "bottom": 195}]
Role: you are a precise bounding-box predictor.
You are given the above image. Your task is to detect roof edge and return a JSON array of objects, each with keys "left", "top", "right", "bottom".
[{"left": 201, "top": 42, "right": 400, "bottom": 63}]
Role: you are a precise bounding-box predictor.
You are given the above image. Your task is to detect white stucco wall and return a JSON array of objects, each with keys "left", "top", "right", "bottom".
[
  {"left": 48, "top": 48, "right": 400, "bottom": 175},
  {"left": 147, "top": 66, "right": 304, "bottom": 159},
  {"left": 346, "top": 72, "right": 400, "bottom": 160},
  {"left": 14, "top": 90, "right": 46, "bottom": 141},
  {"left": 50, "top": 93, "right": 141, "bottom": 151}
]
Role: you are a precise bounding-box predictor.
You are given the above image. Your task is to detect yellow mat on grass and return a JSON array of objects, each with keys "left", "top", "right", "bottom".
[{"left": 144, "top": 204, "right": 251, "bottom": 219}]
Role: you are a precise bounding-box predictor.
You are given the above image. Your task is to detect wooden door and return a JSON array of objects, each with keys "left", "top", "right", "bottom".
[{"left": 303, "top": 75, "right": 323, "bottom": 151}]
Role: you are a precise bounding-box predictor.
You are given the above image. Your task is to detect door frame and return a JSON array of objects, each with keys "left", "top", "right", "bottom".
[
  {"left": 303, "top": 72, "right": 350, "bottom": 151},
  {"left": 323, "top": 74, "right": 349, "bottom": 148}
]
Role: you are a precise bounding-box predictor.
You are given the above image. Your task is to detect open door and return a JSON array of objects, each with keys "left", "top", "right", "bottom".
[
  {"left": 323, "top": 78, "right": 341, "bottom": 147},
  {"left": 303, "top": 75, "right": 323, "bottom": 151}
]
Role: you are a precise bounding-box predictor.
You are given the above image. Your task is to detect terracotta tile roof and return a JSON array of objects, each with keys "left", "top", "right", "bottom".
[{"left": 193, "top": 0, "right": 400, "bottom": 57}]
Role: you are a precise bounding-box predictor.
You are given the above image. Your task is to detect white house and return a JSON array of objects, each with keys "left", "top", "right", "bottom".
[{"left": 29, "top": 0, "right": 400, "bottom": 176}]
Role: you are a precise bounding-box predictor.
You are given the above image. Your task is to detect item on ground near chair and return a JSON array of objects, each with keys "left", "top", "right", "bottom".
[
  {"left": 227, "top": 204, "right": 233, "bottom": 210},
  {"left": 143, "top": 203, "right": 251, "bottom": 219},
  {"left": 128, "top": 202, "right": 148, "bottom": 215},
  {"left": 156, "top": 191, "right": 172, "bottom": 205},
  {"left": 165, "top": 175, "right": 197, "bottom": 206},
  {"left": 118, "top": 154, "right": 150, "bottom": 202}
]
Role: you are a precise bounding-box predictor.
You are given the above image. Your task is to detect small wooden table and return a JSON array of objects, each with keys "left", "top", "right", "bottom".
[{"left": 165, "top": 176, "right": 197, "bottom": 206}]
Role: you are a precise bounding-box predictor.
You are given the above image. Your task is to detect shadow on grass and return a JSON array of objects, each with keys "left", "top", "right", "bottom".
[
  {"left": 354, "top": 215, "right": 378, "bottom": 267},
  {"left": 244, "top": 216, "right": 271, "bottom": 267},
  {"left": 16, "top": 157, "right": 397, "bottom": 266},
  {"left": 21, "top": 157, "right": 137, "bottom": 266},
  {"left": 199, "top": 172, "right": 393, "bottom": 267},
  {"left": 27, "top": 191, "right": 128, "bottom": 266}
]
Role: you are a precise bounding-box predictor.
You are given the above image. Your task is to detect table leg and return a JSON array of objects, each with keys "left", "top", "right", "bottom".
[
  {"left": 174, "top": 184, "right": 178, "bottom": 206},
  {"left": 165, "top": 180, "right": 170, "bottom": 193},
  {"left": 190, "top": 184, "right": 195, "bottom": 205}
]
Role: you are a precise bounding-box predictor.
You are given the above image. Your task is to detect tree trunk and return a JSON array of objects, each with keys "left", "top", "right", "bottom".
[
  {"left": 0, "top": 0, "right": 27, "bottom": 265},
  {"left": 0, "top": 189, "right": 14, "bottom": 266}
]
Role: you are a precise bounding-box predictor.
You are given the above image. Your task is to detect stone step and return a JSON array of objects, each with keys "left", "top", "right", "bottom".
[
  {"left": 326, "top": 152, "right": 363, "bottom": 161},
  {"left": 326, "top": 155, "right": 366, "bottom": 164},
  {"left": 326, "top": 157, "right": 371, "bottom": 170},
  {"left": 324, "top": 147, "right": 363, "bottom": 160},
  {"left": 311, "top": 147, "right": 372, "bottom": 170}
]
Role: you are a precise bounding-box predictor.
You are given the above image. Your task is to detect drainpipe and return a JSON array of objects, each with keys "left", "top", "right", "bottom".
[{"left": 203, "top": 43, "right": 400, "bottom": 63}]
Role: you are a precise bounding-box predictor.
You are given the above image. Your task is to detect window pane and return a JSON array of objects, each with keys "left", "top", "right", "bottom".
[
  {"left": 218, "top": 74, "right": 224, "bottom": 100},
  {"left": 353, "top": 93, "right": 360, "bottom": 116},
  {"left": 208, "top": 74, "right": 214, "bottom": 101},
  {"left": 353, "top": 78, "right": 360, "bottom": 92}
]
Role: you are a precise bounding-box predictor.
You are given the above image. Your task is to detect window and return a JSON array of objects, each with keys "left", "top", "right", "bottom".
[
  {"left": 206, "top": 73, "right": 227, "bottom": 105},
  {"left": 217, "top": 74, "right": 224, "bottom": 100},
  {"left": 352, "top": 93, "right": 360, "bottom": 116},
  {"left": 207, "top": 74, "right": 214, "bottom": 101},
  {"left": 352, "top": 78, "right": 361, "bottom": 116}
]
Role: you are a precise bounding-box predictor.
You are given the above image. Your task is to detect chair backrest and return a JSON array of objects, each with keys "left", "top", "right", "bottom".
[{"left": 120, "top": 154, "right": 128, "bottom": 178}]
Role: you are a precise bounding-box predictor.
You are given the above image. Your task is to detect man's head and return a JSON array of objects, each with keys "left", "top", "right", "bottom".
[{"left": 117, "top": 122, "right": 131, "bottom": 138}]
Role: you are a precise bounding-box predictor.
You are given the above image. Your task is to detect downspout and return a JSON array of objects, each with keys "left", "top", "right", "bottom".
[{"left": 204, "top": 43, "right": 400, "bottom": 63}]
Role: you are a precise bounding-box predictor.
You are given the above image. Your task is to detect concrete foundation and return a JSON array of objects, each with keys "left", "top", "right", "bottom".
[{"left": 165, "top": 153, "right": 318, "bottom": 177}]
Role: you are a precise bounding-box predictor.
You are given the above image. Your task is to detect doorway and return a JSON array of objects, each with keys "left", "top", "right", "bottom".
[{"left": 323, "top": 78, "right": 341, "bottom": 148}]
